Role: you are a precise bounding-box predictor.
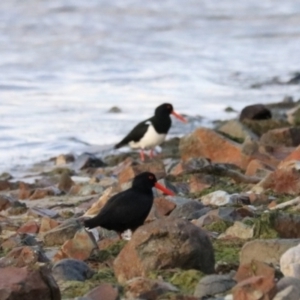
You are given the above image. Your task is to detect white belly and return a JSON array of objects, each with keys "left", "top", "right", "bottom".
[{"left": 129, "top": 125, "right": 166, "bottom": 149}]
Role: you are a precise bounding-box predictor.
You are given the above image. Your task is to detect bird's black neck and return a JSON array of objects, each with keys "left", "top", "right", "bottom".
[
  {"left": 132, "top": 185, "right": 154, "bottom": 195},
  {"left": 150, "top": 115, "right": 172, "bottom": 134}
]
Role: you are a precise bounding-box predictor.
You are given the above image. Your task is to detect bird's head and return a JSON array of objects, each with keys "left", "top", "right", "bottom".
[
  {"left": 132, "top": 172, "right": 175, "bottom": 196},
  {"left": 155, "top": 103, "right": 187, "bottom": 123}
]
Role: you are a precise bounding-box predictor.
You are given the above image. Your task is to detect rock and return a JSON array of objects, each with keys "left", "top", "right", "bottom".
[
  {"left": 58, "top": 172, "right": 74, "bottom": 193},
  {"left": 52, "top": 259, "right": 94, "bottom": 282},
  {"left": 240, "top": 239, "right": 300, "bottom": 266},
  {"left": 29, "top": 187, "right": 56, "bottom": 200},
  {"left": 39, "top": 217, "right": 59, "bottom": 233},
  {"left": 234, "top": 260, "right": 275, "bottom": 283},
  {"left": 113, "top": 217, "right": 215, "bottom": 283},
  {"left": 254, "top": 160, "right": 300, "bottom": 195},
  {"left": 55, "top": 228, "right": 97, "bottom": 261},
  {"left": 169, "top": 200, "right": 205, "bottom": 220},
  {"left": 7, "top": 200, "right": 27, "bottom": 215},
  {"left": 239, "top": 104, "right": 272, "bottom": 121},
  {"left": 117, "top": 160, "right": 166, "bottom": 185},
  {"left": 42, "top": 219, "right": 81, "bottom": 246},
  {"left": 168, "top": 157, "right": 211, "bottom": 176},
  {"left": 273, "top": 213, "right": 300, "bottom": 238},
  {"left": 201, "top": 191, "right": 233, "bottom": 206},
  {"left": 281, "top": 145, "right": 300, "bottom": 164},
  {"left": 0, "top": 266, "right": 61, "bottom": 300},
  {"left": 108, "top": 106, "right": 122, "bottom": 113},
  {"left": 0, "top": 195, "right": 16, "bottom": 211},
  {"left": 232, "top": 276, "right": 277, "bottom": 300},
  {"left": 17, "top": 220, "right": 39, "bottom": 234},
  {"left": 219, "top": 221, "right": 254, "bottom": 240},
  {"left": 218, "top": 119, "right": 258, "bottom": 141},
  {"left": 28, "top": 207, "right": 59, "bottom": 219},
  {"left": 287, "top": 105, "right": 300, "bottom": 125},
  {"left": 260, "top": 127, "right": 300, "bottom": 147},
  {"left": 287, "top": 72, "right": 300, "bottom": 84},
  {"left": 187, "top": 173, "right": 214, "bottom": 194},
  {"left": 179, "top": 128, "right": 251, "bottom": 169},
  {"left": 83, "top": 283, "right": 120, "bottom": 300},
  {"left": 153, "top": 197, "right": 176, "bottom": 217},
  {"left": 18, "top": 182, "right": 33, "bottom": 199},
  {"left": 280, "top": 243, "right": 300, "bottom": 277},
  {"left": 245, "top": 159, "right": 274, "bottom": 177},
  {"left": 124, "top": 277, "right": 178, "bottom": 300},
  {"left": 56, "top": 154, "right": 75, "bottom": 166},
  {"left": 275, "top": 277, "right": 300, "bottom": 300},
  {"left": 0, "top": 246, "right": 40, "bottom": 267},
  {"left": 0, "top": 180, "right": 11, "bottom": 191},
  {"left": 73, "top": 153, "right": 106, "bottom": 170},
  {"left": 194, "top": 272, "right": 236, "bottom": 298}
]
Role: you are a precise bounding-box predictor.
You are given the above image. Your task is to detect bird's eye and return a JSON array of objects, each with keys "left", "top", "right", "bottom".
[{"left": 148, "top": 175, "right": 153, "bottom": 180}]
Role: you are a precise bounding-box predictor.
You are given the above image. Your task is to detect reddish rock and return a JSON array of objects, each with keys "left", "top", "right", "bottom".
[
  {"left": 232, "top": 276, "right": 277, "bottom": 300},
  {"left": 58, "top": 172, "right": 74, "bottom": 193},
  {"left": 188, "top": 174, "right": 213, "bottom": 193},
  {"left": 18, "top": 182, "right": 33, "bottom": 200},
  {"left": 256, "top": 160, "right": 300, "bottom": 195},
  {"left": 29, "top": 188, "right": 55, "bottom": 200},
  {"left": 153, "top": 196, "right": 176, "bottom": 216},
  {"left": 17, "top": 220, "right": 39, "bottom": 234},
  {"left": 179, "top": 128, "right": 251, "bottom": 169},
  {"left": 247, "top": 192, "right": 270, "bottom": 206},
  {"left": 39, "top": 217, "right": 59, "bottom": 233},
  {"left": 68, "top": 184, "right": 81, "bottom": 195},
  {"left": 273, "top": 213, "right": 300, "bottom": 238},
  {"left": 260, "top": 127, "right": 300, "bottom": 147},
  {"left": 113, "top": 217, "right": 215, "bottom": 283},
  {"left": 0, "top": 266, "right": 61, "bottom": 300},
  {"left": 125, "top": 277, "right": 178, "bottom": 300},
  {"left": 234, "top": 260, "right": 275, "bottom": 283},
  {"left": 168, "top": 158, "right": 211, "bottom": 176},
  {"left": 83, "top": 283, "right": 119, "bottom": 300},
  {"left": 281, "top": 145, "right": 300, "bottom": 164},
  {"left": 55, "top": 228, "right": 97, "bottom": 261},
  {"left": 245, "top": 159, "right": 274, "bottom": 177},
  {"left": 0, "top": 195, "right": 13, "bottom": 211},
  {"left": 0, "top": 180, "right": 11, "bottom": 191},
  {"left": 117, "top": 160, "right": 166, "bottom": 185},
  {"left": 1, "top": 236, "right": 22, "bottom": 252},
  {"left": 0, "top": 246, "right": 38, "bottom": 267}
]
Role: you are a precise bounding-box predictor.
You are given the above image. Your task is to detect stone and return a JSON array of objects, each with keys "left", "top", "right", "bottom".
[
  {"left": 188, "top": 173, "right": 214, "bottom": 193},
  {"left": 169, "top": 200, "right": 205, "bottom": 220},
  {"left": 54, "top": 228, "right": 97, "bottom": 261},
  {"left": 273, "top": 213, "right": 300, "bottom": 238},
  {"left": 281, "top": 145, "right": 300, "bottom": 164},
  {"left": 179, "top": 128, "right": 251, "bottom": 169},
  {"left": 42, "top": 219, "right": 81, "bottom": 246},
  {"left": 73, "top": 153, "right": 106, "bottom": 170},
  {"left": 168, "top": 157, "right": 211, "bottom": 176},
  {"left": 29, "top": 187, "right": 56, "bottom": 200},
  {"left": 239, "top": 104, "right": 272, "bottom": 121},
  {"left": 0, "top": 195, "right": 16, "bottom": 211},
  {"left": 113, "top": 217, "right": 215, "bottom": 283},
  {"left": 194, "top": 272, "right": 236, "bottom": 298},
  {"left": 235, "top": 260, "right": 275, "bottom": 283},
  {"left": 108, "top": 106, "right": 122, "bottom": 113},
  {"left": 232, "top": 276, "right": 277, "bottom": 300},
  {"left": 83, "top": 187, "right": 114, "bottom": 217},
  {"left": 153, "top": 197, "right": 176, "bottom": 217},
  {"left": 28, "top": 207, "right": 59, "bottom": 218},
  {"left": 245, "top": 159, "right": 274, "bottom": 177},
  {"left": 275, "top": 277, "right": 300, "bottom": 300},
  {"left": 17, "top": 220, "right": 39, "bottom": 234},
  {"left": 7, "top": 201, "right": 27, "bottom": 215},
  {"left": 0, "top": 246, "right": 39, "bottom": 267},
  {"left": 218, "top": 119, "right": 259, "bottom": 141},
  {"left": 0, "top": 180, "right": 11, "bottom": 191},
  {"left": 220, "top": 221, "right": 254, "bottom": 240},
  {"left": 240, "top": 239, "right": 300, "bottom": 266},
  {"left": 56, "top": 154, "right": 75, "bottom": 166},
  {"left": 39, "top": 217, "right": 59, "bottom": 233},
  {"left": 117, "top": 160, "right": 166, "bottom": 185},
  {"left": 0, "top": 266, "right": 61, "bottom": 300},
  {"left": 83, "top": 283, "right": 120, "bottom": 300},
  {"left": 52, "top": 259, "right": 94, "bottom": 282},
  {"left": 254, "top": 161, "right": 300, "bottom": 195},
  {"left": 260, "top": 127, "right": 300, "bottom": 147},
  {"left": 280, "top": 243, "right": 300, "bottom": 277},
  {"left": 58, "top": 172, "right": 74, "bottom": 193},
  {"left": 201, "top": 190, "right": 232, "bottom": 206},
  {"left": 124, "top": 277, "right": 178, "bottom": 300}
]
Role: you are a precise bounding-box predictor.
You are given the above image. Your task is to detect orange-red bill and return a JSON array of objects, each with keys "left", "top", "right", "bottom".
[
  {"left": 154, "top": 182, "right": 175, "bottom": 196},
  {"left": 172, "top": 111, "right": 187, "bottom": 123}
]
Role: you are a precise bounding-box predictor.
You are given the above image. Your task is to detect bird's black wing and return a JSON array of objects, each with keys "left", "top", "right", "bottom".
[{"left": 114, "top": 118, "right": 152, "bottom": 149}]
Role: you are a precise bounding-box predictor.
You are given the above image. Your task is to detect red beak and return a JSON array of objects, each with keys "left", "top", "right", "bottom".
[
  {"left": 154, "top": 182, "right": 175, "bottom": 196},
  {"left": 172, "top": 111, "right": 187, "bottom": 123}
]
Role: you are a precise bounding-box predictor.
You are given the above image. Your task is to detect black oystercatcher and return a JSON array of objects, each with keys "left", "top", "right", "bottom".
[
  {"left": 84, "top": 172, "right": 174, "bottom": 236},
  {"left": 114, "top": 103, "right": 187, "bottom": 161}
]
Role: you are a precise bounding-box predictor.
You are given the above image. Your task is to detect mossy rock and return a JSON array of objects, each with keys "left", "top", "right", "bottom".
[
  {"left": 149, "top": 269, "right": 204, "bottom": 295},
  {"left": 205, "top": 220, "right": 232, "bottom": 233},
  {"left": 242, "top": 119, "right": 290, "bottom": 136},
  {"left": 213, "top": 239, "right": 244, "bottom": 265}
]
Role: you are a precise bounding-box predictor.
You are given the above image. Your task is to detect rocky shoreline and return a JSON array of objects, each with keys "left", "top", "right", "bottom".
[{"left": 2, "top": 98, "right": 300, "bottom": 299}]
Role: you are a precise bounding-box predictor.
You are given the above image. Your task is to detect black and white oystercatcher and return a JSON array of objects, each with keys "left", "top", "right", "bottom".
[
  {"left": 114, "top": 103, "right": 187, "bottom": 161},
  {"left": 84, "top": 172, "right": 174, "bottom": 236}
]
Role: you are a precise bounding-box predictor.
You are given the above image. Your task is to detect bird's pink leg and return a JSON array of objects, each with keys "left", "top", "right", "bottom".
[
  {"left": 140, "top": 150, "right": 145, "bottom": 161},
  {"left": 149, "top": 149, "right": 154, "bottom": 159}
]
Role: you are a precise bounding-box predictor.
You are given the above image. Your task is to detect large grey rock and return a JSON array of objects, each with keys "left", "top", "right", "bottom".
[
  {"left": 52, "top": 259, "right": 94, "bottom": 282},
  {"left": 240, "top": 239, "right": 300, "bottom": 266},
  {"left": 169, "top": 200, "right": 205, "bottom": 220},
  {"left": 194, "top": 272, "right": 236, "bottom": 298}
]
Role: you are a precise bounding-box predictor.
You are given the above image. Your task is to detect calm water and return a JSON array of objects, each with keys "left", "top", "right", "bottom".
[{"left": 1, "top": 0, "right": 300, "bottom": 174}]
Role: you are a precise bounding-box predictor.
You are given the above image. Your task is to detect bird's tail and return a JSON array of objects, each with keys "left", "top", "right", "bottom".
[{"left": 114, "top": 141, "right": 125, "bottom": 149}]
